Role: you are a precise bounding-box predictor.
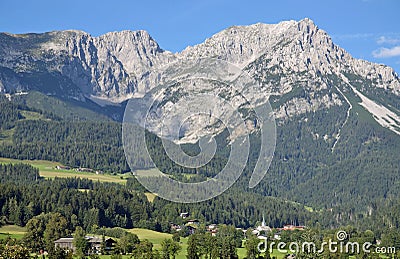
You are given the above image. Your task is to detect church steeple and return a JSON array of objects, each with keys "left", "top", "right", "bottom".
[{"left": 262, "top": 214, "right": 266, "bottom": 227}]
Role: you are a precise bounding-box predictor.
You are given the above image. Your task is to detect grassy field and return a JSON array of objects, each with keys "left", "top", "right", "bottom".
[
  {"left": 127, "top": 228, "right": 189, "bottom": 259},
  {"left": 0, "top": 128, "right": 14, "bottom": 145},
  {"left": 19, "top": 110, "right": 48, "bottom": 121},
  {"left": 0, "top": 157, "right": 130, "bottom": 184},
  {"left": 127, "top": 228, "right": 175, "bottom": 250},
  {"left": 0, "top": 225, "right": 26, "bottom": 240},
  {"left": 0, "top": 156, "right": 194, "bottom": 186},
  {"left": 133, "top": 168, "right": 163, "bottom": 177},
  {"left": 127, "top": 228, "right": 286, "bottom": 259}
]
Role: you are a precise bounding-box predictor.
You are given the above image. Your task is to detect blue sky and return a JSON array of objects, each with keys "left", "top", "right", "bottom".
[{"left": 1, "top": 0, "right": 400, "bottom": 72}]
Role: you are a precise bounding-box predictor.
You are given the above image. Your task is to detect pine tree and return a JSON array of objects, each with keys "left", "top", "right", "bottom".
[{"left": 73, "top": 226, "right": 88, "bottom": 258}]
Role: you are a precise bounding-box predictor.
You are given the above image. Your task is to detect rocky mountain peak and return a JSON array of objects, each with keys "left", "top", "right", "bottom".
[
  {"left": 297, "top": 17, "right": 318, "bottom": 30},
  {"left": 0, "top": 19, "right": 399, "bottom": 108}
]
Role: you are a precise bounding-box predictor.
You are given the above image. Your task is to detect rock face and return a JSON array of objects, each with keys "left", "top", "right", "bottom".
[
  {"left": 0, "top": 30, "right": 175, "bottom": 100},
  {"left": 180, "top": 19, "right": 399, "bottom": 91},
  {"left": 178, "top": 19, "right": 399, "bottom": 119},
  {"left": 0, "top": 18, "right": 399, "bottom": 136}
]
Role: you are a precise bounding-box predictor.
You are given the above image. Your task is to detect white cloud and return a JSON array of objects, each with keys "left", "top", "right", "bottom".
[
  {"left": 332, "top": 33, "right": 374, "bottom": 40},
  {"left": 332, "top": 33, "right": 400, "bottom": 42},
  {"left": 377, "top": 36, "right": 400, "bottom": 45},
  {"left": 372, "top": 46, "right": 400, "bottom": 58}
]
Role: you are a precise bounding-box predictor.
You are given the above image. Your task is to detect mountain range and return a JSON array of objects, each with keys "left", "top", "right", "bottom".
[
  {"left": 1, "top": 18, "right": 400, "bottom": 221},
  {"left": 1, "top": 18, "right": 399, "bottom": 134}
]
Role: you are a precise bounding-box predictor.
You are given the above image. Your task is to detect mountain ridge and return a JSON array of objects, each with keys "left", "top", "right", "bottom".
[
  {"left": 1, "top": 18, "right": 399, "bottom": 97},
  {"left": 1, "top": 18, "right": 400, "bottom": 138}
]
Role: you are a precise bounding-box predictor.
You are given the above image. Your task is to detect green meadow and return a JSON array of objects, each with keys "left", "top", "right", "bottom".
[{"left": 0, "top": 157, "right": 130, "bottom": 184}]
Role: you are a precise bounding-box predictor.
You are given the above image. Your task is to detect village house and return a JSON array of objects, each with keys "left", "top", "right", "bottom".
[
  {"left": 207, "top": 224, "right": 218, "bottom": 236},
  {"left": 54, "top": 236, "right": 116, "bottom": 254},
  {"left": 186, "top": 225, "right": 197, "bottom": 235},
  {"left": 75, "top": 167, "right": 94, "bottom": 173},
  {"left": 54, "top": 237, "right": 74, "bottom": 251},
  {"left": 186, "top": 219, "right": 200, "bottom": 226},
  {"left": 56, "top": 165, "right": 71, "bottom": 170},
  {"left": 87, "top": 236, "right": 102, "bottom": 253},
  {"left": 281, "top": 225, "right": 305, "bottom": 231},
  {"left": 170, "top": 223, "right": 182, "bottom": 232},
  {"left": 180, "top": 212, "right": 189, "bottom": 219}
]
